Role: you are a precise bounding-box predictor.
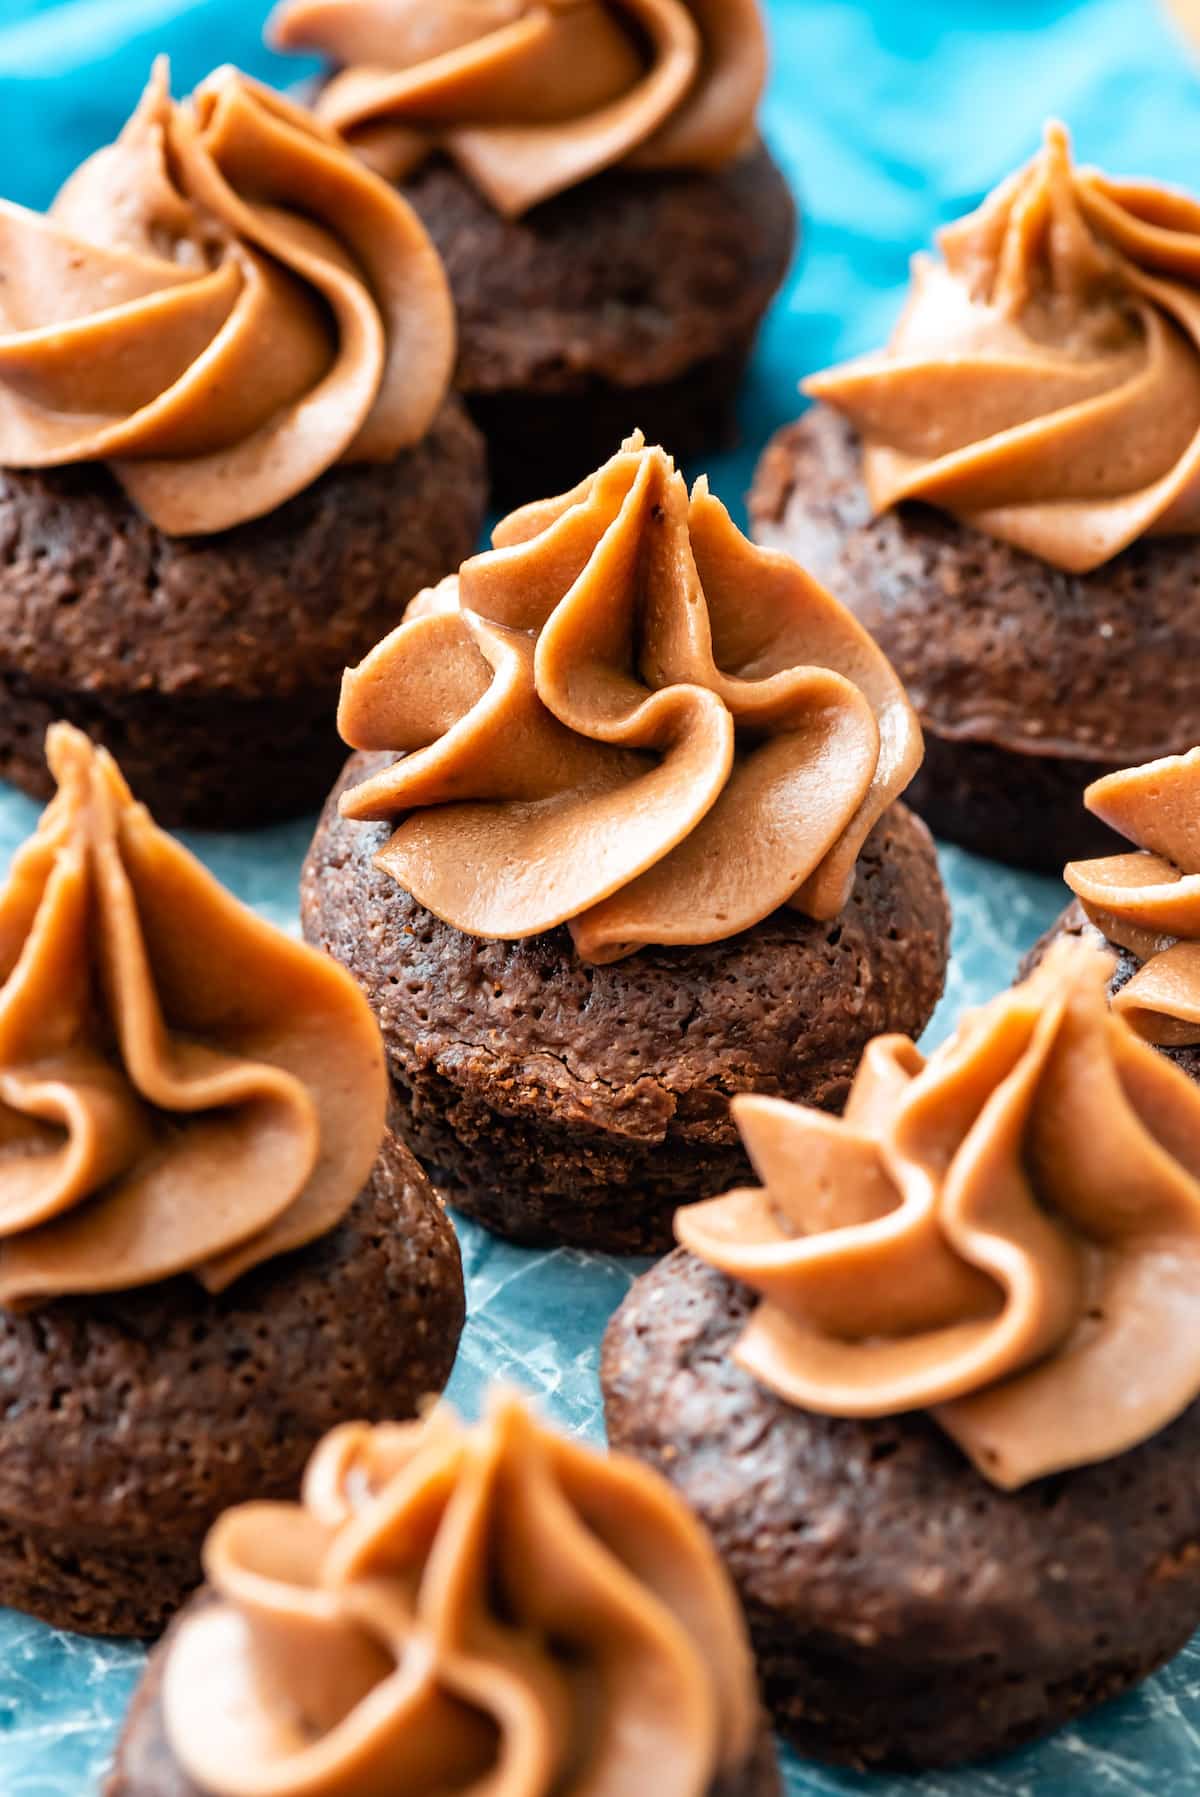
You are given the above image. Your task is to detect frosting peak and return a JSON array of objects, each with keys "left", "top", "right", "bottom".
[
  {"left": 677, "top": 938, "right": 1200, "bottom": 1488},
  {"left": 0, "top": 724, "right": 386, "bottom": 1305},
  {"left": 270, "top": 0, "right": 767, "bottom": 216},
  {"left": 161, "top": 1392, "right": 759, "bottom": 1797},
  {"left": 336, "top": 433, "right": 922, "bottom": 962},
  {"left": 0, "top": 60, "right": 454, "bottom": 534},
  {"left": 1066, "top": 748, "right": 1200, "bottom": 1044},
  {"left": 807, "top": 122, "right": 1200, "bottom": 572}
]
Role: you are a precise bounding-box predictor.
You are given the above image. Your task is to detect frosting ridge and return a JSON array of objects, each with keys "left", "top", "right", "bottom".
[
  {"left": 336, "top": 433, "right": 923, "bottom": 963},
  {"left": 0, "top": 59, "right": 454, "bottom": 534},
  {"left": 0, "top": 724, "right": 386, "bottom": 1306},
  {"left": 1066, "top": 748, "right": 1200, "bottom": 1044},
  {"left": 161, "top": 1391, "right": 759, "bottom": 1796},
  {"left": 269, "top": 0, "right": 767, "bottom": 216},
  {"left": 806, "top": 122, "right": 1200, "bottom": 573},
  {"left": 677, "top": 938, "right": 1200, "bottom": 1488}
]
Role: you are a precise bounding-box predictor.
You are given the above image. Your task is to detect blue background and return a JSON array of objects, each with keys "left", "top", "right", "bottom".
[{"left": 0, "top": 2, "right": 1196, "bottom": 1792}]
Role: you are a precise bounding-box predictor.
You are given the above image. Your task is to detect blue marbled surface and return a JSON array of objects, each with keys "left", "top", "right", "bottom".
[{"left": 3, "top": 0, "right": 1200, "bottom": 1790}]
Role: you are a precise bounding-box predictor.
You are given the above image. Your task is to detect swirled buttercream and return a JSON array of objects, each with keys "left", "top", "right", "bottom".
[
  {"left": 677, "top": 938, "right": 1200, "bottom": 1489},
  {"left": 0, "top": 724, "right": 386, "bottom": 1306},
  {"left": 1066, "top": 748, "right": 1200, "bottom": 1045},
  {"left": 807, "top": 122, "right": 1200, "bottom": 573},
  {"left": 270, "top": 0, "right": 767, "bottom": 216},
  {"left": 161, "top": 1391, "right": 759, "bottom": 1796},
  {"left": 336, "top": 433, "right": 923, "bottom": 963},
  {"left": 0, "top": 59, "right": 454, "bottom": 534}
]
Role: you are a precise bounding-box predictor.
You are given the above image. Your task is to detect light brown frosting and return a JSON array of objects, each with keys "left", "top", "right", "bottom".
[
  {"left": 0, "top": 724, "right": 386, "bottom": 1307},
  {"left": 161, "top": 1391, "right": 758, "bottom": 1797},
  {"left": 0, "top": 59, "right": 454, "bottom": 535},
  {"left": 1066, "top": 748, "right": 1200, "bottom": 1045},
  {"left": 677, "top": 938, "right": 1200, "bottom": 1489},
  {"left": 806, "top": 122, "right": 1200, "bottom": 573},
  {"left": 269, "top": 0, "right": 767, "bottom": 217},
  {"left": 336, "top": 433, "right": 923, "bottom": 964}
]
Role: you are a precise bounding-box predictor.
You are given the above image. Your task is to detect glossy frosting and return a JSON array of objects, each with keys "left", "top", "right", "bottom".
[
  {"left": 0, "top": 60, "right": 454, "bottom": 535},
  {"left": 270, "top": 0, "right": 767, "bottom": 216},
  {"left": 161, "top": 1392, "right": 759, "bottom": 1796},
  {"left": 677, "top": 938, "right": 1200, "bottom": 1489},
  {"left": 337, "top": 433, "right": 922, "bottom": 963},
  {"left": 0, "top": 724, "right": 386, "bottom": 1307},
  {"left": 1066, "top": 748, "right": 1200, "bottom": 1045},
  {"left": 807, "top": 122, "right": 1200, "bottom": 573}
]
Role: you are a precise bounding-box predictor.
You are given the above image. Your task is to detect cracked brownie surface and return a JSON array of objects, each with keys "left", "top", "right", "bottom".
[
  {"left": 0, "top": 1126, "right": 463, "bottom": 1639},
  {"left": 300, "top": 752, "right": 950, "bottom": 1254},
  {"left": 0, "top": 399, "right": 485, "bottom": 828},
  {"left": 603, "top": 1249, "right": 1200, "bottom": 1768}
]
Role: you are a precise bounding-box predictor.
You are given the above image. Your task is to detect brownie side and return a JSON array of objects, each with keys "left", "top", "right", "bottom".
[
  {"left": 1, "top": 670, "right": 356, "bottom": 829},
  {"left": 0, "top": 398, "right": 486, "bottom": 824},
  {"left": 749, "top": 407, "right": 1200, "bottom": 866},
  {"left": 106, "top": 1599, "right": 782, "bottom": 1797},
  {"left": 602, "top": 1250, "right": 1200, "bottom": 1769},
  {"left": 402, "top": 144, "right": 797, "bottom": 505},
  {"left": 0, "top": 1127, "right": 464, "bottom": 1639},
  {"left": 464, "top": 337, "right": 760, "bottom": 513},
  {"left": 300, "top": 755, "right": 950, "bottom": 1253},
  {"left": 403, "top": 144, "right": 797, "bottom": 397}
]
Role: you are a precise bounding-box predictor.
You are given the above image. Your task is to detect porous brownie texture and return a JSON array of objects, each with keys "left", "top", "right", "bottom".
[
  {"left": 300, "top": 753, "right": 950, "bottom": 1255},
  {"left": 750, "top": 406, "right": 1200, "bottom": 869},
  {"left": 603, "top": 1250, "right": 1200, "bottom": 1770},
  {"left": 106, "top": 1599, "right": 783, "bottom": 1797},
  {"left": 401, "top": 146, "right": 797, "bottom": 504},
  {"left": 0, "top": 1127, "right": 464, "bottom": 1639},
  {"left": 0, "top": 398, "right": 486, "bottom": 826}
]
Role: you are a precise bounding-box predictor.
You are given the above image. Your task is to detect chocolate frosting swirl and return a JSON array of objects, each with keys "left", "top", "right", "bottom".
[
  {"left": 807, "top": 123, "right": 1200, "bottom": 573},
  {"left": 0, "top": 59, "right": 454, "bottom": 535},
  {"left": 1066, "top": 748, "right": 1200, "bottom": 1045},
  {"left": 0, "top": 724, "right": 386, "bottom": 1306},
  {"left": 161, "top": 1391, "right": 759, "bottom": 1797},
  {"left": 270, "top": 0, "right": 767, "bottom": 216},
  {"left": 677, "top": 938, "right": 1200, "bottom": 1489},
  {"left": 336, "top": 433, "right": 922, "bottom": 963}
]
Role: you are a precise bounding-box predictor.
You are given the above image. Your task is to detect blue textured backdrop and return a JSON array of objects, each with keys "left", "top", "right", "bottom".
[{"left": 0, "top": 2, "right": 1195, "bottom": 1792}]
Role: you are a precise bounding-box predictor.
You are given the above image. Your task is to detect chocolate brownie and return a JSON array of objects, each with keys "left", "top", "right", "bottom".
[
  {"left": 400, "top": 147, "right": 797, "bottom": 505},
  {"left": 0, "top": 399, "right": 486, "bottom": 828},
  {"left": 300, "top": 753, "right": 950, "bottom": 1255},
  {"left": 603, "top": 1249, "right": 1200, "bottom": 1770},
  {"left": 749, "top": 406, "right": 1200, "bottom": 869},
  {"left": 0, "top": 1125, "right": 464, "bottom": 1639},
  {"left": 1021, "top": 900, "right": 1200, "bottom": 1083},
  {"left": 105, "top": 1598, "right": 783, "bottom": 1797}
]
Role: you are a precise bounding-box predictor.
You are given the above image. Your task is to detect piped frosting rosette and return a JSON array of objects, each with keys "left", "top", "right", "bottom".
[
  {"left": 0, "top": 59, "right": 454, "bottom": 535},
  {"left": 1066, "top": 748, "right": 1200, "bottom": 1045},
  {"left": 677, "top": 938, "right": 1200, "bottom": 1489},
  {"left": 807, "top": 123, "right": 1200, "bottom": 573},
  {"left": 336, "top": 433, "right": 923, "bottom": 965},
  {"left": 0, "top": 724, "right": 386, "bottom": 1307},
  {"left": 270, "top": 0, "right": 767, "bottom": 216},
  {"left": 160, "top": 1391, "right": 759, "bottom": 1797}
]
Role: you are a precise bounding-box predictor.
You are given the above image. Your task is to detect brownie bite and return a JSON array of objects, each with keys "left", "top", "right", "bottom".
[
  {"left": 752, "top": 125, "right": 1200, "bottom": 869},
  {"left": 0, "top": 62, "right": 486, "bottom": 826},
  {"left": 0, "top": 726, "right": 464, "bottom": 1636},
  {"left": 304, "top": 761, "right": 947, "bottom": 1252},
  {"left": 301, "top": 435, "right": 950, "bottom": 1254},
  {"left": 270, "top": 0, "right": 796, "bottom": 504},
  {"left": 1024, "top": 746, "right": 1200, "bottom": 1084},
  {"left": 107, "top": 1395, "right": 781, "bottom": 1796},
  {"left": 605, "top": 941, "right": 1200, "bottom": 1767}
]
